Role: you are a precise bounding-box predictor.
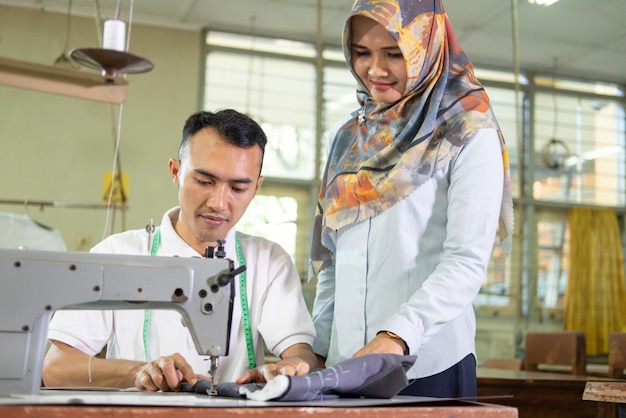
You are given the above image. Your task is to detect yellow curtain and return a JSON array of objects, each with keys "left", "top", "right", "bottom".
[{"left": 564, "top": 207, "right": 626, "bottom": 355}]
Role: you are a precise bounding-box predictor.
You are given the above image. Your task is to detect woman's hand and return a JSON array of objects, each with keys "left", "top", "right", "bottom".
[{"left": 352, "top": 332, "right": 406, "bottom": 358}]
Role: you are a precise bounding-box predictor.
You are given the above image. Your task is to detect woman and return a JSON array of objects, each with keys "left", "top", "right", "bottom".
[{"left": 310, "top": 0, "right": 513, "bottom": 397}]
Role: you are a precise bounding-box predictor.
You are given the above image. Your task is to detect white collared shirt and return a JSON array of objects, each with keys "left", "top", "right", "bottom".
[{"left": 48, "top": 207, "right": 315, "bottom": 384}]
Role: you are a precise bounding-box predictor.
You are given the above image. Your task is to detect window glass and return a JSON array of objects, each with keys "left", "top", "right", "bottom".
[
  {"left": 533, "top": 92, "right": 625, "bottom": 206},
  {"left": 320, "top": 65, "right": 357, "bottom": 171},
  {"left": 475, "top": 241, "right": 512, "bottom": 308},
  {"left": 238, "top": 195, "right": 298, "bottom": 261},
  {"left": 205, "top": 50, "right": 316, "bottom": 179},
  {"left": 483, "top": 85, "right": 522, "bottom": 198},
  {"left": 237, "top": 185, "right": 312, "bottom": 276},
  {"left": 206, "top": 31, "right": 315, "bottom": 58},
  {"left": 536, "top": 217, "right": 569, "bottom": 311},
  {"left": 476, "top": 68, "right": 528, "bottom": 85},
  {"left": 323, "top": 65, "right": 357, "bottom": 132}
]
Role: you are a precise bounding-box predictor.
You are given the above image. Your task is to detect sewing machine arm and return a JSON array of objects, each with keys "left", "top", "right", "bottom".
[{"left": 0, "top": 248, "right": 238, "bottom": 396}]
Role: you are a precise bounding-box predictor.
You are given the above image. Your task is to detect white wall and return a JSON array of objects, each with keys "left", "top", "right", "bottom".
[{"left": 0, "top": 5, "right": 203, "bottom": 250}]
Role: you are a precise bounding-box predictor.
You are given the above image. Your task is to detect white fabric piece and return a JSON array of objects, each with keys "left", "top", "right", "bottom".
[
  {"left": 240, "top": 375, "right": 289, "bottom": 401},
  {"left": 48, "top": 207, "right": 315, "bottom": 383},
  {"left": 312, "top": 128, "right": 504, "bottom": 380},
  {"left": 0, "top": 212, "right": 67, "bottom": 251}
]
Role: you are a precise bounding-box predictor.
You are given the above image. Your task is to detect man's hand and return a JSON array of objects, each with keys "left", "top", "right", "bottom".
[
  {"left": 236, "top": 357, "right": 311, "bottom": 384},
  {"left": 235, "top": 343, "right": 318, "bottom": 384},
  {"left": 134, "top": 353, "right": 207, "bottom": 392},
  {"left": 43, "top": 341, "right": 209, "bottom": 390}
]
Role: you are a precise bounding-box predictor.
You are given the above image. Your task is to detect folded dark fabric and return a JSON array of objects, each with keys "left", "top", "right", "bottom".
[
  {"left": 180, "top": 354, "right": 416, "bottom": 401},
  {"left": 270, "top": 353, "right": 416, "bottom": 401},
  {"left": 179, "top": 380, "right": 210, "bottom": 394},
  {"left": 216, "top": 381, "right": 263, "bottom": 398}
]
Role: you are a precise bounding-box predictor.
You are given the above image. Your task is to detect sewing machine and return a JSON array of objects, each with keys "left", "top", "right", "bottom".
[{"left": 0, "top": 248, "right": 242, "bottom": 397}]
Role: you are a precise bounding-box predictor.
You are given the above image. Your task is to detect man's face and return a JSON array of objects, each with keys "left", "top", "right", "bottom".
[{"left": 169, "top": 127, "right": 263, "bottom": 254}]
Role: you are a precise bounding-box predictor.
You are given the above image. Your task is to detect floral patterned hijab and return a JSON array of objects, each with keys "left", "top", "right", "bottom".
[{"left": 310, "top": 0, "right": 513, "bottom": 274}]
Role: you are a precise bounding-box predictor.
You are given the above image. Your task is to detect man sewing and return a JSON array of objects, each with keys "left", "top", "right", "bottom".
[{"left": 42, "top": 109, "right": 318, "bottom": 392}]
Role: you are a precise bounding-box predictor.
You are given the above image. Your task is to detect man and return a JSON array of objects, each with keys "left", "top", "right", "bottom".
[{"left": 42, "top": 109, "right": 317, "bottom": 392}]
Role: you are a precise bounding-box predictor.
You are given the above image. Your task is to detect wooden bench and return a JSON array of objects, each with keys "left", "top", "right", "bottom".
[
  {"left": 608, "top": 332, "right": 626, "bottom": 379},
  {"left": 523, "top": 331, "right": 587, "bottom": 375}
]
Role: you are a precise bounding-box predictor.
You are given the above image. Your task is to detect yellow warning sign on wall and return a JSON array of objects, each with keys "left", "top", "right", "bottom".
[{"left": 102, "top": 172, "right": 129, "bottom": 204}]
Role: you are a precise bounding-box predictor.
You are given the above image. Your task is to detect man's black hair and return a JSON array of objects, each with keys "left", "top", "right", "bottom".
[{"left": 179, "top": 109, "right": 267, "bottom": 167}]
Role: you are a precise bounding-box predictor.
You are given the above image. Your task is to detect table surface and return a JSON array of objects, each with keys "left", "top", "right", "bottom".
[
  {"left": 0, "top": 391, "right": 518, "bottom": 418},
  {"left": 0, "top": 403, "right": 518, "bottom": 418},
  {"left": 477, "top": 367, "right": 621, "bottom": 418}
]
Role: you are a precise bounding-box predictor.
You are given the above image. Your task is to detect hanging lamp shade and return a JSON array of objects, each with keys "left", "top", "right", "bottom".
[{"left": 69, "top": 48, "right": 153, "bottom": 81}]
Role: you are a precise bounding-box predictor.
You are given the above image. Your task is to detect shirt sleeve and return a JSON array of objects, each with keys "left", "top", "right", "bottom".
[
  {"left": 383, "top": 129, "right": 505, "bottom": 352},
  {"left": 48, "top": 309, "right": 113, "bottom": 357},
  {"left": 311, "top": 264, "right": 336, "bottom": 358}
]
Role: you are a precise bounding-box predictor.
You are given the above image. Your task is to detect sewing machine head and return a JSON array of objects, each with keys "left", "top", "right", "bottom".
[{"left": 0, "top": 248, "right": 239, "bottom": 396}]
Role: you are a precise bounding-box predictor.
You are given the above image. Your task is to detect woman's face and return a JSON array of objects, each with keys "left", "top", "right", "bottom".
[{"left": 350, "top": 15, "right": 407, "bottom": 104}]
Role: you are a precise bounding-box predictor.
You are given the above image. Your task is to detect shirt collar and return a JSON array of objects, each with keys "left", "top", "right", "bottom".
[{"left": 160, "top": 206, "right": 237, "bottom": 259}]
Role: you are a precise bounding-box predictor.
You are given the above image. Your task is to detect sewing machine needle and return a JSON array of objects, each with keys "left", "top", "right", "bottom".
[{"left": 207, "top": 356, "right": 219, "bottom": 396}]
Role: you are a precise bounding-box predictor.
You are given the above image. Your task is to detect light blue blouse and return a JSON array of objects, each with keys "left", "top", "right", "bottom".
[{"left": 312, "top": 128, "right": 504, "bottom": 380}]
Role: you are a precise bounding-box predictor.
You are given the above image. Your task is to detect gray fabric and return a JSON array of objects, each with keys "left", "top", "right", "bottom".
[
  {"left": 180, "top": 380, "right": 261, "bottom": 397},
  {"left": 274, "top": 354, "right": 416, "bottom": 401},
  {"left": 180, "top": 354, "right": 416, "bottom": 401},
  {"left": 216, "top": 381, "right": 262, "bottom": 398}
]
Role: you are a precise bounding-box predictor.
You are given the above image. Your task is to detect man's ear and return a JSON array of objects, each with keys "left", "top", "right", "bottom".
[
  {"left": 255, "top": 175, "right": 264, "bottom": 194},
  {"left": 168, "top": 158, "right": 181, "bottom": 186}
]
